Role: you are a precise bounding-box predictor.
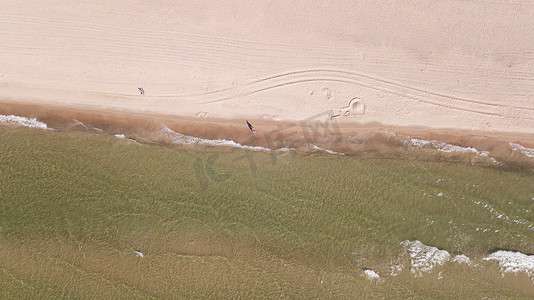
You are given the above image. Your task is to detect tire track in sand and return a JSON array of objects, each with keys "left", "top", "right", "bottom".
[{"left": 185, "top": 69, "right": 530, "bottom": 117}]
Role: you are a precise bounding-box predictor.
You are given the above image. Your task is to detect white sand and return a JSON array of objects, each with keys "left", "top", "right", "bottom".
[{"left": 1, "top": 1, "right": 533, "bottom": 133}]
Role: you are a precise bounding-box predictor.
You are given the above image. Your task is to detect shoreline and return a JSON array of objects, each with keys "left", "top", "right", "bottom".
[
  {"left": 2, "top": 0, "right": 533, "bottom": 163},
  {"left": 2, "top": 101, "right": 534, "bottom": 167},
  {"left": 1, "top": 100, "right": 534, "bottom": 145}
]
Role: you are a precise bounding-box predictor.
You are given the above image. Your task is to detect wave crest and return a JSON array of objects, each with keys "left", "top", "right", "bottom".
[{"left": 0, "top": 114, "right": 49, "bottom": 129}]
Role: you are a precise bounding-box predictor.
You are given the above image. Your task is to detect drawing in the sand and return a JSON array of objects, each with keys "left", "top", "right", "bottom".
[
  {"left": 138, "top": 87, "right": 145, "bottom": 95},
  {"left": 246, "top": 120, "right": 256, "bottom": 133}
]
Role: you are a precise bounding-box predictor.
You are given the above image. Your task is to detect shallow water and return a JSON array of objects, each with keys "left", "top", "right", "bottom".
[{"left": 1, "top": 121, "right": 534, "bottom": 298}]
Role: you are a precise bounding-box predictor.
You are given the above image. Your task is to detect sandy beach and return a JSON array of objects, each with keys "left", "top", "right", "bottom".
[
  {"left": 3, "top": 3, "right": 534, "bottom": 297},
  {"left": 1, "top": 0, "right": 534, "bottom": 136}
]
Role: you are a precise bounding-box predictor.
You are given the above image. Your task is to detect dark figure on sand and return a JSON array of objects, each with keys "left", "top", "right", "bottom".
[{"left": 246, "top": 120, "right": 255, "bottom": 133}]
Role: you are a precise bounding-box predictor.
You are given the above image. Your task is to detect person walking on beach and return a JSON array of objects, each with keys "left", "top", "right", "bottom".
[
  {"left": 138, "top": 87, "right": 145, "bottom": 95},
  {"left": 246, "top": 120, "right": 255, "bottom": 133}
]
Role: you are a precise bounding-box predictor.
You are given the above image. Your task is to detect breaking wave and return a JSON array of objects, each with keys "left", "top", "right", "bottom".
[
  {"left": 0, "top": 114, "right": 50, "bottom": 129},
  {"left": 309, "top": 144, "right": 345, "bottom": 155},
  {"left": 363, "top": 268, "right": 380, "bottom": 279},
  {"left": 341, "top": 131, "right": 506, "bottom": 165},
  {"left": 403, "top": 137, "right": 490, "bottom": 157},
  {"left": 509, "top": 142, "right": 534, "bottom": 158},
  {"left": 399, "top": 240, "right": 534, "bottom": 282},
  {"left": 148, "top": 126, "right": 348, "bottom": 155},
  {"left": 114, "top": 134, "right": 138, "bottom": 143},
  {"left": 73, "top": 119, "right": 103, "bottom": 131},
  {"left": 1, "top": 110, "right": 533, "bottom": 166},
  {"left": 484, "top": 251, "right": 534, "bottom": 281},
  {"left": 452, "top": 254, "right": 472, "bottom": 265},
  {"left": 401, "top": 240, "right": 450, "bottom": 277},
  {"left": 154, "top": 125, "right": 274, "bottom": 152}
]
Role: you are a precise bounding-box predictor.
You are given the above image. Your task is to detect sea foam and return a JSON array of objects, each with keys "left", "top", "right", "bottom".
[
  {"left": 73, "top": 119, "right": 103, "bottom": 131},
  {"left": 157, "top": 125, "right": 339, "bottom": 154},
  {"left": 401, "top": 240, "right": 450, "bottom": 277},
  {"left": 309, "top": 144, "right": 345, "bottom": 155},
  {"left": 158, "top": 125, "right": 272, "bottom": 151},
  {"left": 509, "top": 142, "right": 534, "bottom": 158},
  {"left": 114, "top": 134, "right": 139, "bottom": 143},
  {"left": 0, "top": 114, "right": 49, "bottom": 129},
  {"left": 473, "top": 200, "right": 534, "bottom": 232},
  {"left": 404, "top": 137, "right": 489, "bottom": 157},
  {"left": 363, "top": 268, "right": 380, "bottom": 279},
  {"left": 347, "top": 131, "right": 499, "bottom": 163},
  {"left": 484, "top": 250, "right": 534, "bottom": 280},
  {"left": 452, "top": 254, "right": 473, "bottom": 265}
]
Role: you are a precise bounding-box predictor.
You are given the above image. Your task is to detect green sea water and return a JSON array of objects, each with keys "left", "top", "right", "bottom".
[{"left": 1, "top": 126, "right": 534, "bottom": 298}]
